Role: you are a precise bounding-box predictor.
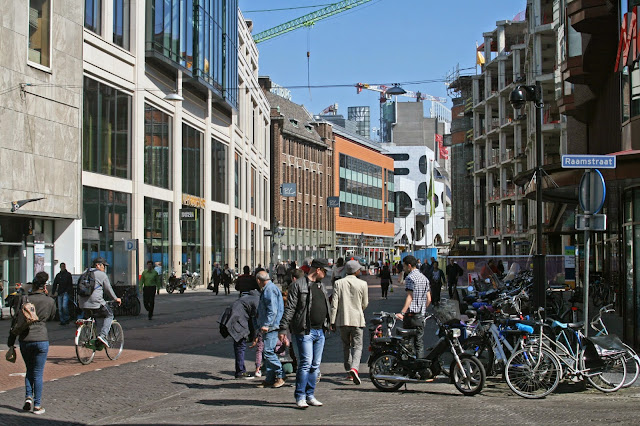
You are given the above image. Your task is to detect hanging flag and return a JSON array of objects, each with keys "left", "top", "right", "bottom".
[
  {"left": 476, "top": 42, "right": 485, "bottom": 65},
  {"left": 427, "top": 161, "right": 435, "bottom": 217},
  {"left": 438, "top": 140, "right": 449, "bottom": 160}
]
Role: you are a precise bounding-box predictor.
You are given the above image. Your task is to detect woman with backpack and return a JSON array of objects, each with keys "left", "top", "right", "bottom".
[{"left": 7, "top": 272, "right": 56, "bottom": 415}]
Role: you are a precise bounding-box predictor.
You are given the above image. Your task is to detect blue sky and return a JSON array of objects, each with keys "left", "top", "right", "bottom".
[{"left": 239, "top": 0, "right": 526, "bottom": 136}]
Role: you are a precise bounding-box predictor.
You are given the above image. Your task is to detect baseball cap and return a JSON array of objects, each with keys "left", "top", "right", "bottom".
[{"left": 92, "top": 257, "right": 110, "bottom": 267}]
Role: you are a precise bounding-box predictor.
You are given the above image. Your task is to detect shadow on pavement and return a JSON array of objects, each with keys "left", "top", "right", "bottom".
[
  {"left": 0, "top": 407, "right": 84, "bottom": 426},
  {"left": 197, "top": 398, "right": 296, "bottom": 410},
  {"left": 174, "top": 371, "right": 219, "bottom": 380}
]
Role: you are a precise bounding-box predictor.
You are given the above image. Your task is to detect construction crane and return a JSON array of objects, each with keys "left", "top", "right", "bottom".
[
  {"left": 355, "top": 83, "right": 447, "bottom": 104},
  {"left": 252, "top": 0, "right": 373, "bottom": 44}
]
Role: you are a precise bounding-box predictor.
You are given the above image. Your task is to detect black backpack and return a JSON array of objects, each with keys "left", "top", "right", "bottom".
[{"left": 77, "top": 269, "right": 97, "bottom": 297}]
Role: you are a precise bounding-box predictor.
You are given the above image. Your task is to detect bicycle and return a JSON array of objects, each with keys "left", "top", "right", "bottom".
[
  {"left": 504, "top": 309, "right": 627, "bottom": 399},
  {"left": 113, "top": 283, "right": 141, "bottom": 316},
  {"left": 75, "top": 301, "right": 124, "bottom": 365},
  {"left": 590, "top": 304, "right": 640, "bottom": 388}
]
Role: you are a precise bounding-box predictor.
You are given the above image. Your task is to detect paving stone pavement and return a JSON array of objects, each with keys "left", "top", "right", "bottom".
[{"left": 1, "top": 276, "right": 639, "bottom": 425}]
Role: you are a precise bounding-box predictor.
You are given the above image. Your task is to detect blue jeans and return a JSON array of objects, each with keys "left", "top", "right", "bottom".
[
  {"left": 83, "top": 304, "right": 114, "bottom": 339},
  {"left": 57, "top": 292, "right": 70, "bottom": 324},
  {"left": 20, "top": 341, "right": 49, "bottom": 407},
  {"left": 233, "top": 338, "right": 247, "bottom": 375},
  {"left": 294, "top": 328, "right": 325, "bottom": 401},
  {"left": 262, "top": 331, "right": 283, "bottom": 383}
]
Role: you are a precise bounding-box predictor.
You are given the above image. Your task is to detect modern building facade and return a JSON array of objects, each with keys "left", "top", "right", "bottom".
[
  {"left": 0, "top": 0, "right": 84, "bottom": 298},
  {"left": 261, "top": 79, "right": 334, "bottom": 265},
  {"left": 1, "top": 1, "right": 271, "bottom": 295},
  {"left": 332, "top": 126, "right": 395, "bottom": 263}
]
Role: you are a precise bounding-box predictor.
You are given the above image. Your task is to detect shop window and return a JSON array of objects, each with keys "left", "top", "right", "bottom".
[
  {"left": 211, "top": 138, "right": 227, "bottom": 204},
  {"left": 144, "top": 104, "right": 172, "bottom": 188},
  {"left": 28, "top": 0, "right": 51, "bottom": 69},
  {"left": 182, "top": 124, "right": 202, "bottom": 197}
]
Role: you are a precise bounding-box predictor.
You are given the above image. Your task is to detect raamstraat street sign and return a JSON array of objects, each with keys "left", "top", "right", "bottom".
[{"left": 561, "top": 155, "right": 616, "bottom": 169}]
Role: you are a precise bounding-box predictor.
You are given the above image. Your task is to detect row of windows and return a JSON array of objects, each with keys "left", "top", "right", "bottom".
[
  {"left": 83, "top": 77, "right": 256, "bottom": 211},
  {"left": 339, "top": 154, "right": 382, "bottom": 180},
  {"left": 282, "top": 200, "right": 329, "bottom": 231},
  {"left": 285, "top": 139, "right": 325, "bottom": 164}
]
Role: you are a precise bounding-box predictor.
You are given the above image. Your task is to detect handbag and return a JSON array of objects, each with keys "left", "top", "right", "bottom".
[
  {"left": 5, "top": 346, "right": 17, "bottom": 363},
  {"left": 10, "top": 295, "right": 39, "bottom": 336}
]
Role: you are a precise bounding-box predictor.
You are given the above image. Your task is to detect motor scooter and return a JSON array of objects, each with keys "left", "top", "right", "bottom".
[
  {"left": 367, "top": 311, "right": 486, "bottom": 396},
  {"left": 166, "top": 270, "right": 186, "bottom": 294}
]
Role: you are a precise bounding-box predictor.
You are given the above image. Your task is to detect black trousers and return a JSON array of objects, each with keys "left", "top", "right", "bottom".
[
  {"left": 403, "top": 313, "right": 425, "bottom": 358},
  {"left": 143, "top": 286, "right": 156, "bottom": 318}
]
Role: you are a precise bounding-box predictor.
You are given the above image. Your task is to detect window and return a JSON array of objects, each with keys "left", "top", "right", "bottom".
[
  {"left": 144, "top": 104, "right": 172, "bottom": 188},
  {"left": 85, "top": 0, "right": 102, "bottom": 34},
  {"left": 394, "top": 168, "right": 410, "bottom": 175},
  {"left": 113, "top": 0, "right": 130, "bottom": 49},
  {"left": 28, "top": 0, "right": 51, "bottom": 68},
  {"left": 419, "top": 155, "right": 428, "bottom": 174},
  {"left": 144, "top": 197, "right": 172, "bottom": 274},
  {"left": 250, "top": 166, "right": 256, "bottom": 215},
  {"left": 182, "top": 125, "right": 202, "bottom": 196},
  {"left": 146, "top": 0, "right": 193, "bottom": 71},
  {"left": 211, "top": 211, "right": 227, "bottom": 266},
  {"left": 211, "top": 138, "right": 227, "bottom": 203},
  {"left": 83, "top": 77, "right": 132, "bottom": 178},
  {"left": 235, "top": 152, "right": 241, "bottom": 208},
  {"left": 387, "top": 153, "right": 409, "bottom": 162},
  {"left": 194, "top": 0, "right": 224, "bottom": 92}
]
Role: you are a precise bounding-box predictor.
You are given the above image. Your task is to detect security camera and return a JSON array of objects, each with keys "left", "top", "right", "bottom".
[{"left": 509, "top": 86, "right": 527, "bottom": 110}]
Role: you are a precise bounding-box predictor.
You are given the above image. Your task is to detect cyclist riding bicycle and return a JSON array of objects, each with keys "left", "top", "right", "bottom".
[{"left": 78, "top": 257, "right": 121, "bottom": 347}]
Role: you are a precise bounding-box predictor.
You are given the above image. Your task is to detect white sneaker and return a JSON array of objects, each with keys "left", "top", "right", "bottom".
[
  {"left": 255, "top": 370, "right": 262, "bottom": 378},
  {"left": 296, "top": 399, "right": 309, "bottom": 409},
  {"left": 97, "top": 335, "right": 110, "bottom": 348},
  {"left": 307, "top": 398, "right": 323, "bottom": 407}
]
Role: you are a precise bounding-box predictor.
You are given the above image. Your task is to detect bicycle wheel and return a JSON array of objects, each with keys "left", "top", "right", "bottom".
[
  {"left": 105, "top": 321, "right": 124, "bottom": 360},
  {"left": 582, "top": 351, "right": 626, "bottom": 392},
  {"left": 131, "top": 298, "right": 141, "bottom": 316},
  {"left": 621, "top": 344, "right": 640, "bottom": 388},
  {"left": 462, "top": 336, "right": 496, "bottom": 376},
  {"left": 505, "top": 347, "right": 562, "bottom": 399},
  {"left": 75, "top": 324, "right": 96, "bottom": 365},
  {"left": 451, "top": 354, "right": 486, "bottom": 396}
]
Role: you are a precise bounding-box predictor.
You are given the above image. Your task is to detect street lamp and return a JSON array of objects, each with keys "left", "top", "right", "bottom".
[
  {"left": 386, "top": 84, "right": 407, "bottom": 96},
  {"left": 510, "top": 82, "right": 545, "bottom": 313}
]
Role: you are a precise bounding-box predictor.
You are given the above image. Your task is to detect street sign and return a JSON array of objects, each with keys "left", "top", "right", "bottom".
[
  {"left": 264, "top": 229, "right": 272, "bottom": 237},
  {"left": 280, "top": 183, "right": 297, "bottom": 197},
  {"left": 562, "top": 155, "right": 616, "bottom": 169},
  {"left": 180, "top": 208, "right": 197, "bottom": 221},
  {"left": 579, "top": 169, "right": 606, "bottom": 214},
  {"left": 327, "top": 196, "right": 340, "bottom": 208},
  {"left": 576, "top": 214, "right": 606, "bottom": 231},
  {"left": 125, "top": 239, "right": 137, "bottom": 251}
]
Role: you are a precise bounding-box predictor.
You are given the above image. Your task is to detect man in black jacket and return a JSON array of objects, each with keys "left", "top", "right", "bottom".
[
  {"left": 52, "top": 263, "right": 73, "bottom": 325},
  {"left": 279, "top": 258, "right": 331, "bottom": 409},
  {"left": 220, "top": 290, "right": 260, "bottom": 379}
]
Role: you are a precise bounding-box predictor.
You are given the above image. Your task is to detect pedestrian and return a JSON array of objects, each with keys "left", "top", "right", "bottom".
[
  {"left": 431, "top": 260, "right": 444, "bottom": 306},
  {"left": 255, "top": 270, "right": 286, "bottom": 388},
  {"left": 300, "top": 257, "right": 312, "bottom": 274},
  {"left": 279, "top": 258, "right": 331, "bottom": 409},
  {"left": 222, "top": 264, "right": 233, "bottom": 295},
  {"left": 446, "top": 259, "right": 463, "bottom": 300},
  {"left": 154, "top": 262, "right": 163, "bottom": 295},
  {"left": 140, "top": 260, "right": 160, "bottom": 320},
  {"left": 420, "top": 257, "right": 435, "bottom": 283},
  {"left": 276, "top": 261, "right": 287, "bottom": 286},
  {"left": 7, "top": 272, "right": 56, "bottom": 415},
  {"left": 51, "top": 262, "right": 73, "bottom": 325},
  {"left": 211, "top": 262, "right": 222, "bottom": 294},
  {"left": 379, "top": 264, "right": 392, "bottom": 299},
  {"left": 220, "top": 289, "right": 260, "bottom": 379},
  {"left": 78, "top": 257, "right": 122, "bottom": 347},
  {"left": 283, "top": 261, "right": 297, "bottom": 293},
  {"left": 330, "top": 260, "right": 368, "bottom": 385},
  {"left": 331, "top": 257, "right": 345, "bottom": 285},
  {"left": 235, "top": 265, "right": 258, "bottom": 296},
  {"left": 395, "top": 255, "right": 431, "bottom": 358}
]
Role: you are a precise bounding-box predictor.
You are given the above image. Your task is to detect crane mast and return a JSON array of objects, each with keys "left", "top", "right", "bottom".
[{"left": 252, "top": 0, "right": 373, "bottom": 44}]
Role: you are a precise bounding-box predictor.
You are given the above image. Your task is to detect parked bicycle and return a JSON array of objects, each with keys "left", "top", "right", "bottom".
[
  {"left": 504, "top": 308, "right": 627, "bottom": 399},
  {"left": 112, "top": 283, "right": 141, "bottom": 316},
  {"left": 75, "top": 301, "right": 124, "bottom": 365}
]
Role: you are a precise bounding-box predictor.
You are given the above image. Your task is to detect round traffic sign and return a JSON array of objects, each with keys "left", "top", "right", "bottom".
[{"left": 579, "top": 169, "right": 606, "bottom": 214}]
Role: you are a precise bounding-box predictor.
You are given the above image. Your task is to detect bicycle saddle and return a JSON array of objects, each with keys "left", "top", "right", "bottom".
[
  {"left": 395, "top": 327, "right": 418, "bottom": 337},
  {"left": 551, "top": 320, "right": 584, "bottom": 330}
]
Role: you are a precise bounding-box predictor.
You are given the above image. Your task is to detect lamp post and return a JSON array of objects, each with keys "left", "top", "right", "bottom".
[{"left": 510, "top": 81, "right": 545, "bottom": 313}]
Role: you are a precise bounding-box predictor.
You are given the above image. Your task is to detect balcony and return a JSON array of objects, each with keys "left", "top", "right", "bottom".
[{"left": 567, "top": 0, "right": 617, "bottom": 35}]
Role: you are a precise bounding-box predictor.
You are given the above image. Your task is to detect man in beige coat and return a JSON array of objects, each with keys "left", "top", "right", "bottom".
[{"left": 330, "top": 259, "right": 369, "bottom": 384}]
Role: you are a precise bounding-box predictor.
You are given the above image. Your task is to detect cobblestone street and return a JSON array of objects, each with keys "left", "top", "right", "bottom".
[{"left": 2, "top": 275, "right": 640, "bottom": 425}]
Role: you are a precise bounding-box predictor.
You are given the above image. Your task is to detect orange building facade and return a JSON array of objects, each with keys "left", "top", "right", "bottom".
[{"left": 332, "top": 127, "right": 395, "bottom": 264}]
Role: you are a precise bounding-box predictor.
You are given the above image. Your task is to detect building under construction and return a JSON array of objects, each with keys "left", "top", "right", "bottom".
[{"left": 445, "top": 65, "right": 476, "bottom": 253}]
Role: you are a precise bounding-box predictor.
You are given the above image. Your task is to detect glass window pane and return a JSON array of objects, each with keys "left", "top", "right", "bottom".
[
  {"left": 144, "top": 104, "right": 172, "bottom": 189},
  {"left": 29, "top": 0, "right": 51, "bottom": 67}
]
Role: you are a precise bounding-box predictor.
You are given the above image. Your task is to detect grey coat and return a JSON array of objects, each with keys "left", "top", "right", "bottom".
[
  {"left": 221, "top": 290, "right": 260, "bottom": 342},
  {"left": 78, "top": 269, "right": 117, "bottom": 310}
]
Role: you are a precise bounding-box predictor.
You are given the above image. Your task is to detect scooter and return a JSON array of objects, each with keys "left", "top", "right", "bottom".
[
  {"left": 367, "top": 311, "right": 486, "bottom": 396},
  {"left": 166, "top": 271, "right": 186, "bottom": 294}
]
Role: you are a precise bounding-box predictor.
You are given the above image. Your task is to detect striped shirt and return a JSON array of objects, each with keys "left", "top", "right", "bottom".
[{"left": 405, "top": 269, "right": 430, "bottom": 315}]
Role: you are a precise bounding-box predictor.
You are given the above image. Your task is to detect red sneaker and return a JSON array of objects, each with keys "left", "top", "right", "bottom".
[{"left": 349, "top": 368, "right": 361, "bottom": 385}]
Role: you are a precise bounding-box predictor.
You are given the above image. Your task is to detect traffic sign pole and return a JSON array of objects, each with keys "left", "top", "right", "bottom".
[{"left": 583, "top": 169, "right": 591, "bottom": 337}]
